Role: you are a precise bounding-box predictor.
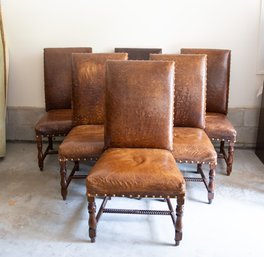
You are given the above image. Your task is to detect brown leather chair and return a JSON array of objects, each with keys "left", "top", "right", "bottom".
[
  {"left": 114, "top": 47, "right": 162, "bottom": 60},
  {"left": 58, "top": 53, "right": 128, "bottom": 200},
  {"left": 86, "top": 60, "right": 185, "bottom": 245},
  {"left": 181, "top": 48, "right": 236, "bottom": 175},
  {"left": 35, "top": 47, "right": 92, "bottom": 171},
  {"left": 150, "top": 54, "right": 217, "bottom": 204}
]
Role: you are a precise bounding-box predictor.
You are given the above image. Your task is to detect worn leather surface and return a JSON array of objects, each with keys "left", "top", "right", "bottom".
[
  {"left": 172, "top": 127, "right": 217, "bottom": 164},
  {"left": 44, "top": 47, "right": 92, "bottom": 111},
  {"left": 59, "top": 125, "right": 104, "bottom": 159},
  {"left": 205, "top": 112, "right": 237, "bottom": 142},
  {"left": 115, "top": 48, "right": 162, "bottom": 60},
  {"left": 86, "top": 148, "right": 185, "bottom": 197},
  {"left": 181, "top": 48, "right": 231, "bottom": 114},
  {"left": 72, "top": 53, "right": 128, "bottom": 126},
  {"left": 105, "top": 60, "right": 175, "bottom": 150},
  {"left": 35, "top": 109, "right": 73, "bottom": 136},
  {"left": 150, "top": 54, "right": 206, "bottom": 129}
]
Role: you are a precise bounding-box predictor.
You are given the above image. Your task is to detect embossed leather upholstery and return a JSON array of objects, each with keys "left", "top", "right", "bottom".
[
  {"left": 35, "top": 109, "right": 72, "bottom": 136},
  {"left": 44, "top": 47, "right": 92, "bottom": 111},
  {"left": 114, "top": 48, "right": 162, "bottom": 60},
  {"left": 205, "top": 112, "right": 237, "bottom": 142},
  {"left": 87, "top": 148, "right": 185, "bottom": 197},
  {"left": 150, "top": 54, "right": 206, "bottom": 129},
  {"left": 173, "top": 128, "right": 217, "bottom": 164},
  {"left": 59, "top": 53, "right": 128, "bottom": 160},
  {"left": 181, "top": 48, "right": 231, "bottom": 114},
  {"left": 72, "top": 53, "right": 128, "bottom": 126},
  {"left": 150, "top": 54, "right": 216, "bottom": 161},
  {"left": 59, "top": 125, "right": 104, "bottom": 159},
  {"left": 104, "top": 60, "right": 175, "bottom": 150}
]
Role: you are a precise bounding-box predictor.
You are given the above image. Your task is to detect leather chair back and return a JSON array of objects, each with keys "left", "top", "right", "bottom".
[
  {"left": 72, "top": 53, "right": 128, "bottom": 126},
  {"left": 115, "top": 48, "right": 162, "bottom": 60},
  {"left": 44, "top": 47, "right": 92, "bottom": 111},
  {"left": 150, "top": 54, "right": 207, "bottom": 129},
  {"left": 181, "top": 48, "right": 231, "bottom": 114},
  {"left": 105, "top": 60, "right": 175, "bottom": 150}
]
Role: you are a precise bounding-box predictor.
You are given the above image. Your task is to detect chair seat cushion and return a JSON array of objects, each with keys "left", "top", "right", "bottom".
[
  {"left": 86, "top": 148, "right": 185, "bottom": 198},
  {"left": 172, "top": 127, "right": 217, "bottom": 164},
  {"left": 205, "top": 112, "right": 237, "bottom": 142},
  {"left": 59, "top": 125, "right": 104, "bottom": 160},
  {"left": 35, "top": 109, "right": 73, "bottom": 136}
]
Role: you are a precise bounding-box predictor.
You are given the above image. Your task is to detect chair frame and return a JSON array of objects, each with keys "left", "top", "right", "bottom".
[
  {"left": 59, "top": 53, "right": 128, "bottom": 200},
  {"left": 36, "top": 47, "right": 92, "bottom": 171},
  {"left": 88, "top": 194, "right": 184, "bottom": 245},
  {"left": 180, "top": 48, "right": 235, "bottom": 176},
  {"left": 86, "top": 60, "right": 185, "bottom": 245}
]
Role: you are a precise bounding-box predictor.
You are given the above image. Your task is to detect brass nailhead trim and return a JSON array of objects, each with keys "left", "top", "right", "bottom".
[{"left": 86, "top": 193, "right": 177, "bottom": 198}]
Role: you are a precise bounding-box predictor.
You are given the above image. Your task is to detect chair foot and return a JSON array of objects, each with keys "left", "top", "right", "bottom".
[
  {"left": 175, "top": 194, "right": 184, "bottom": 246},
  {"left": 60, "top": 159, "right": 68, "bottom": 200},
  {"left": 88, "top": 197, "right": 97, "bottom": 243}
]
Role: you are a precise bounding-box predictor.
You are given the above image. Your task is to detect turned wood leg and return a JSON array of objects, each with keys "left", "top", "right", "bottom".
[
  {"left": 88, "top": 196, "right": 97, "bottom": 243},
  {"left": 48, "top": 135, "right": 53, "bottom": 150},
  {"left": 227, "top": 142, "right": 234, "bottom": 176},
  {"left": 60, "top": 159, "right": 68, "bottom": 200},
  {"left": 220, "top": 140, "right": 225, "bottom": 154},
  {"left": 175, "top": 194, "right": 184, "bottom": 246},
  {"left": 208, "top": 163, "right": 216, "bottom": 204},
  {"left": 74, "top": 161, "right": 79, "bottom": 171},
  {"left": 36, "top": 134, "right": 44, "bottom": 171}
]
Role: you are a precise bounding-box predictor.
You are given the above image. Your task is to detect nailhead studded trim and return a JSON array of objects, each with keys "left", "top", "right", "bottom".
[
  {"left": 87, "top": 193, "right": 178, "bottom": 198},
  {"left": 176, "top": 159, "right": 217, "bottom": 165},
  {"left": 203, "top": 54, "right": 207, "bottom": 127},
  {"left": 211, "top": 137, "right": 236, "bottom": 143},
  {"left": 58, "top": 157, "right": 99, "bottom": 162},
  {"left": 36, "top": 133, "right": 67, "bottom": 138}
]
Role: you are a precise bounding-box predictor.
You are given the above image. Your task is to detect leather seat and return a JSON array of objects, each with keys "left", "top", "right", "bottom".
[
  {"left": 181, "top": 48, "right": 236, "bottom": 175},
  {"left": 150, "top": 53, "right": 217, "bottom": 204},
  {"left": 59, "top": 53, "right": 128, "bottom": 200},
  {"left": 35, "top": 109, "right": 72, "bottom": 136},
  {"left": 205, "top": 112, "right": 237, "bottom": 142},
  {"left": 59, "top": 125, "right": 104, "bottom": 160},
  {"left": 35, "top": 47, "right": 92, "bottom": 171},
  {"left": 87, "top": 148, "right": 185, "bottom": 197},
  {"left": 86, "top": 60, "right": 185, "bottom": 246},
  {"left": 173, "top": 128, "right": 217, "bottom": 164}
]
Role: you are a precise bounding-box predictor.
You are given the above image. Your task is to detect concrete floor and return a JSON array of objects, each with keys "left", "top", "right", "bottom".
[{"left": 0, "top": 142, "right": 264, "bottom": 257}]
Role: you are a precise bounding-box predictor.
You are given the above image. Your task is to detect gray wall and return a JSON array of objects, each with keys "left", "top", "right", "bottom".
[{"left": 6, "top": 107, "right": 260, "bottom": 148}]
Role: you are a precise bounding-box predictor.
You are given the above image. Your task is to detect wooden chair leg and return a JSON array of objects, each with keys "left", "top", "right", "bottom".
[
  {"left": 175, "top": 194, "right": 184, "bottom": 246},
  {"left": 36, "top": 135, "right": 44, "bottom": 171},
  {"left": 60, "top": 159, "right": 68, "bottom": 200},
  {"left": 208, "top": 163, "right": 216, "bottom": 204},
  {"left": 88, "top": 196, "right": 97, "bottom": 243},
  {"left": 220, "top": 140, "right": 225, "bottom": 154},
  {"left": 227, "top": 142, "right": 234, "bottom": 176},
  {"left": 48, "top": 135, "right": 53, "bottom": 150},
  {"left": 74, "top": 160, "right": 79, "bottom": 171}
]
